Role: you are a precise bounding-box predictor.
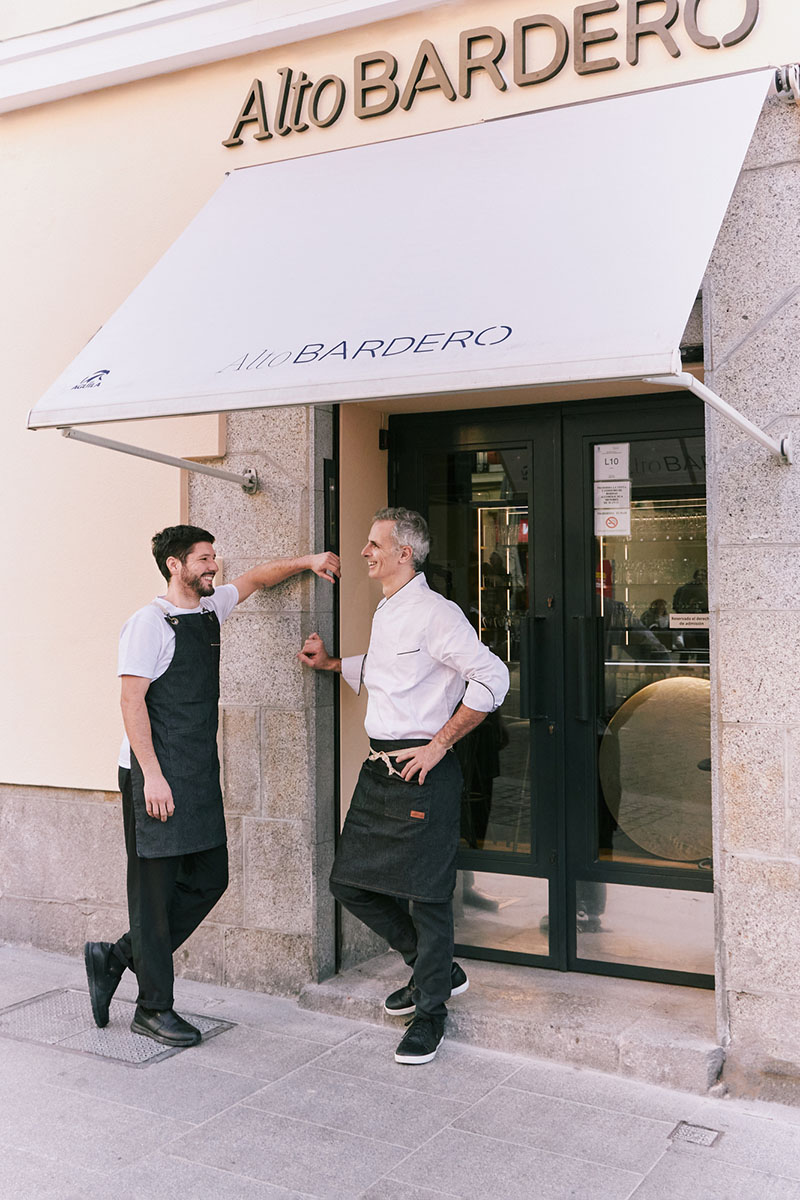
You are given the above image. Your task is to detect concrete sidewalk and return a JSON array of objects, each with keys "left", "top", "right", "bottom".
[{"left": 0, "top": 945, "right": 799, "bottom": 1199}]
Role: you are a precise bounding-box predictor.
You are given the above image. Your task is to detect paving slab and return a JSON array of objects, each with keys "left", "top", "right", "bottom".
[
  {"left": 246, "top": 1063, "right": 470, "bottom": 1149},
  {"left": 189, "top": 1020, "right": 333, "bottom": 1081},
  {"left": 668, "top": 1100, "right": 800, "bottom": 1180},
  {"left": 172, "top": 975, "right": 369, "bottom": 1045},
  {"left": 0, "top": 1033, "right": 263, "bottom": 1122},
  {"left": 362, "top": 1182, "right": 460, "bottom": 1200},
  {"left": 314, "top": 1026, "right": 521, "bottom": 1102},
  {"left": 453, "top": 1086, "right": 673, "bottom": 1174},
  {"left": 168, "top": 1106, "right": 409, "bottom": 1197},
  {"left": 386, "top": 1127, "right": 642, "bottom": 1200},
  {"left": 504, "top": 1059, "right": 706, "bottom": 1124},
  {"left": 628, "top": 1151, "right": 800, "bottom": 1199},
  {"left": 0, "top": 1075, "right": 193, "bottom": 1173},
  {"left": 82, "top": 1152, "right": 310, "bottom": 1199},
  {"left": 0, "top": 1144, "right": 101, "bottom": 1200}
]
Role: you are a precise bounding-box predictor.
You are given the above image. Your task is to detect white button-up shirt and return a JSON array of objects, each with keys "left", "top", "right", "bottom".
[{"left": 341, "top": 573, "right": 510, "bottom": 740}]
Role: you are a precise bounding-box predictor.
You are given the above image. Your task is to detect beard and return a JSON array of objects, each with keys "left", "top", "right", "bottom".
[{"left": 182, "top": 567, "right": 215, "bottom": 598}]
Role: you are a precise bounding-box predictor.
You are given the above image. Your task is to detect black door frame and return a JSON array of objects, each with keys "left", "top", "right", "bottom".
[{"left": 389, "top": 393, "right": 712, "bottom": 989}]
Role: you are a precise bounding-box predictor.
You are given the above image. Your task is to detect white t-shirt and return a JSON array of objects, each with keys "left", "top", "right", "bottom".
[{"left": 117, "top": 583, "right": 239, "bottom": 769}]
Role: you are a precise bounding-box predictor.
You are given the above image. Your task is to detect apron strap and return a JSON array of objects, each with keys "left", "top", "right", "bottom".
[{"left": 367, "top": 748, "right": 406, "bottom": 778}]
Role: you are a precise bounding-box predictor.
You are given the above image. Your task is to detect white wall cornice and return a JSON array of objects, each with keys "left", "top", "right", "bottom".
[{"left": 0, "top": 0, "right": 445, "bottom": 114}]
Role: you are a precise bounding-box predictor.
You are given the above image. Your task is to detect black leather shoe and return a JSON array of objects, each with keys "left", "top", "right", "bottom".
[
  {"left": 130, "top": 1006, "right": 201, "bottom": 1047},
  {"left": 384, "top": 962, "right": 469, "bottom": 1016},
  {"left": 84, "top": 941, "right": 124, "bottom": 1028}
]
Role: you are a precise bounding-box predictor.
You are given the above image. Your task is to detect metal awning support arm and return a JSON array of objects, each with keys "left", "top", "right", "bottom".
[
  {"left": 59, "top": 427, "right": 259, "bottom": 493},
  {"left": 643, "top": 372, "right": 792, "bottom": 466}
]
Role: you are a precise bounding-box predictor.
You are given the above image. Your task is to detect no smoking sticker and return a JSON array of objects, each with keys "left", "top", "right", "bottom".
[{"left": 595, "top": 509, "right": 631, "bottom": 536}]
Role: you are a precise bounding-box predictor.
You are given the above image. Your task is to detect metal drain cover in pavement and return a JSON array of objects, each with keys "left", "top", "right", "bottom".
[
  {"left": 0, "top": 989, "right": 234, "bottom": 1067},
  {"left": 669, "top": 1121, "right": 722, "bottom": 1147}
]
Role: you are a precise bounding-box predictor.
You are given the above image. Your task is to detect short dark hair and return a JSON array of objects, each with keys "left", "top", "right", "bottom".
[{"left": 152, "top": 525, "right": 215, "bottom": 582}]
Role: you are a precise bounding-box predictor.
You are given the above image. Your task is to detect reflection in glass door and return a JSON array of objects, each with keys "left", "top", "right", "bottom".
[
  {"left": 565, "top": 418, "right": 714, "bottom": 986},
  {"left": 421, "top": 439, "right": 556, "bottom": 965}
]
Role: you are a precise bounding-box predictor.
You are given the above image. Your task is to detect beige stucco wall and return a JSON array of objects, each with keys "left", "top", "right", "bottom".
[
  {"left": 3, "top": 0, "right": 793, "bottom": 794},
  {"left": 338, "top": 406, "right": 388, "bottom": 810},
  {"left": 0, "top": 73, "right": 228, "bottom": 790}
]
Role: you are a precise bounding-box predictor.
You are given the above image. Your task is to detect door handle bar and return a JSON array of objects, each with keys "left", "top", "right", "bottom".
[
  {"left": 574, "top": 616, "right": 590, "bottom": 722},
  {"left": 519, "top": 614, "right": 548, "bottom": 721}
]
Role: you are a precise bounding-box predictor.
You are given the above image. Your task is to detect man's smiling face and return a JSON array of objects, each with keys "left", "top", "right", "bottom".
[
  {"left": 361, "top": 520, "right": 407, "bottom": 588},
  {"left": 177, "top": 541, "right": 218, "bottom": 598}
]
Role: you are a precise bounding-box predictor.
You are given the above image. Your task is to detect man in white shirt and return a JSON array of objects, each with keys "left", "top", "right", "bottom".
[
  {"left": 85, "top": 524, "right": 339, "bottom": 1047},
  {"left": 299, "top": 507, "right": 508, "bottom": 1064}
]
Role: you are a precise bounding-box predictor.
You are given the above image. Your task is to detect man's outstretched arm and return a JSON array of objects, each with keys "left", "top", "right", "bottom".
[{"left": 232, "top": 553, "right": 340, "bottom": 602}]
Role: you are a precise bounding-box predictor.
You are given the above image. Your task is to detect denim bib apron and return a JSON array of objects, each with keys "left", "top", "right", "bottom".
[
  {"left": 330, "top": 739, "right": 462, "bottom": 904},
  {"left": 130, "top": 607, "right": 226, "bottom": 858}
]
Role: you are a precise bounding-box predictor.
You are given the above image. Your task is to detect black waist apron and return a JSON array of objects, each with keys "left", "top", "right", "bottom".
[
  {"left": 330, "top": 739, "right": 462, "bottom": 904},
  {"left": 130, "top": 608, "right": 226, "bottom": 859}
]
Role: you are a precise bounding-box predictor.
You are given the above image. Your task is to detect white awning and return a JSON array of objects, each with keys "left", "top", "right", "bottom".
[{"left": 29, "top": 70, "right": 773, "bottom": 432}]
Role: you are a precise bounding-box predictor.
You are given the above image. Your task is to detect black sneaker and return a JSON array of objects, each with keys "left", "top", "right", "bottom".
[
  {"left": 384, "top": 961, "right": 469, "bottom": 1016},
  {"left": 394, "top": 1012, "right": 445, "bottom": 1064}
]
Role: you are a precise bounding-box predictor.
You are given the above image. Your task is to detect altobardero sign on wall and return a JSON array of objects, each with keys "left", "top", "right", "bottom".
[{"left": 223, "top": 0, "right": 759, "bottom": 147}]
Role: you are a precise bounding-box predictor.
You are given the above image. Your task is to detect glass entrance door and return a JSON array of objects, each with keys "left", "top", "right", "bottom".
[
  {"left": 562, "top": 407, "right": 713, "bottom": 986},
  {"left": 390, "top": 396, "right": 712, "bottom": 986}
]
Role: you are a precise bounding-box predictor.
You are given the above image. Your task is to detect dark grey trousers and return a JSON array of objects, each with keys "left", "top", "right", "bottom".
[{"left": 330, "top": 880, "right": 453, "bottom": 1018}]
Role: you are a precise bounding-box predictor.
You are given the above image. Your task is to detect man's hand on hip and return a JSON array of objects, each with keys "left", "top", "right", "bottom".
[
  {"left": 395, "top": 741, "right": 448, "bottom": 785},
  {"left": 144, "top": 773, "right": 175, "bottom": 822}
]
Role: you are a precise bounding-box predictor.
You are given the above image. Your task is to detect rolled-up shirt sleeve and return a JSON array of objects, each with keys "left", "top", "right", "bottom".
[
  {"left": 341, "top": 653, "right": 367, "bottom": 695},
  {"left": 426, "top": 604, "right": 510, "bottom": 713}
]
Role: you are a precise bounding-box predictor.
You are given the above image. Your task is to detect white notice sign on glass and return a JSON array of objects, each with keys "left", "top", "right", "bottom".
[
  {"left": 669, "top": 613, "right": 710, "bottom": 629},
  {"left": 594, "top": 480, "right": 631, "bottom": 509},
  {"left": 594, "top": 509, "right": 632, "bottom": 537},
  {"left": 594, "top": 443, "right": 630, "bottom": 481}
]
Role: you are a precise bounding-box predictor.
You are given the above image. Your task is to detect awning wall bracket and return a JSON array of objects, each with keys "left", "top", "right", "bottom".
[
  {"left": 775, "top": 65, "right": 800, "bottom": 105},
  {"left": 59, "top": 427, "right": 260, "bottom": 493},
  {"left": 643, "top": 372, "right": 792, "bottom": 465}
]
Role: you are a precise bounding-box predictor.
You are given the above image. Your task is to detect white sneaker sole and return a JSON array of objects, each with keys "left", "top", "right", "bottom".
[
  {"left": 395, "top": 1036, "right": 443, "bottom": 1065},
  {"left": 385, "top": 1001, "right": 415, "bottom": 1016},
  {"left": 384, "top": 974, "right": 469, "bottom": 1017}
]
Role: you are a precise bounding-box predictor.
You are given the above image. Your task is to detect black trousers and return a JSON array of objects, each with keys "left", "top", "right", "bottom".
[
  {"left": 330, "top": 880, "right": 453, "bottom": 1019},
  {"left": 113, "top": 768, "right": 228, "bottom": 1010}
]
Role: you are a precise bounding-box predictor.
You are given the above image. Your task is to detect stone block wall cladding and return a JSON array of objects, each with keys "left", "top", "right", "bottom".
[
  {"left": 187, "top": 404, "right": 337, "bottom": 994},
  {"left": 706, "top": 93, "right": 800, "bottom": 1105},
  {"left": 0, "top": 404, "right": 337, "bottom": 997}
]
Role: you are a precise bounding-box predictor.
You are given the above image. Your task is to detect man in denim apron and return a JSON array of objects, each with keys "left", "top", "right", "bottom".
[
  {"left": 85, "top": 524, "right": 339, "bottom": 1047},
  {"left": 299, "top": 508, "right": 509, "bottom": 1064}
]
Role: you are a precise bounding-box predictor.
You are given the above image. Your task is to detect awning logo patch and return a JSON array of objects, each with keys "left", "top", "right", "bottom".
[{"left": 72, "top": 370, "right": 110, "bottom": 390}]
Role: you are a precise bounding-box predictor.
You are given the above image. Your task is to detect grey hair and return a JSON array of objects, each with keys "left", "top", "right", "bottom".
[{"left": 373, "top": 506, "right": 430, "bottom": 570}]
